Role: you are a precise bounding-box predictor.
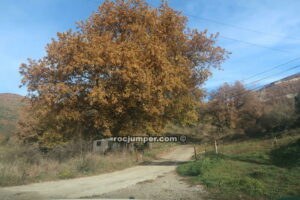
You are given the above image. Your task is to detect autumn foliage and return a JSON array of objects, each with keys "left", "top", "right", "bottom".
[
  {"left": 19, "top": 0, "right": 226, "bottom": 147},
  {"left": 207, "top": 81, "right": 263, "bottom": 133},
  {"left": 206, "top": 81, "right": 300, "bottom": 139}
]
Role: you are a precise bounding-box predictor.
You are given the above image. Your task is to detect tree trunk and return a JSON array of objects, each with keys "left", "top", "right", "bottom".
[{"left": 214, "top": 140, "right": 218, "bottom": 154}]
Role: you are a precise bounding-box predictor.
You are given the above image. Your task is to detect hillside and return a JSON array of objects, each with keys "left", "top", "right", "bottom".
[
  {"left": 0, "top": 93, "right": 24, "bottom": 138},
  {"left": 257, "top": 72, "right": 300, "bottom": 103}
]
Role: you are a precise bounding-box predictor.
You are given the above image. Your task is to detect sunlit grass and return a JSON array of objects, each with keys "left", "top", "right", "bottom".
[{"left": 178, "top": 134, "right": 300, "bottom": 200}]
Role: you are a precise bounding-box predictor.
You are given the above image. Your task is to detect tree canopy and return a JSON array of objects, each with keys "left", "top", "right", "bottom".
[
  {"left": 19, "top": 0, "right": 227, "bottom": 146},
  {"left": 207, "top": 81, "right": 262, "bottom": 133}
]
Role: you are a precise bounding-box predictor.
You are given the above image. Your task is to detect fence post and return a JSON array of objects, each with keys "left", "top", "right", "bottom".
[{"left": 194, "top": 145, "right": 197, "bottom": 161}]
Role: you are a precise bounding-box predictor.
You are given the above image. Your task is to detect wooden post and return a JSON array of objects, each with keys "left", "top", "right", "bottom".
[
  {"left": 214, "top": 140, "right": 218, "bottom": 154},
  {"left": 194, "top": 145, "right": 197, "bottom": 161}
]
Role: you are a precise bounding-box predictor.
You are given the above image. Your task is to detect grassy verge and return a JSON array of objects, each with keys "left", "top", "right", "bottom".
[
  {"left": 0, "top": 142, "right": 175, "bottom": 186},
  {"left": 177, "top": 135, "right": 300, "bottom": 200}
]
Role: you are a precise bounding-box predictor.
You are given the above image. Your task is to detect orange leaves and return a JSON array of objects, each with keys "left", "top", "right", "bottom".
[{"left": 19, "top": 0, "right": 227, "bottom": 144}]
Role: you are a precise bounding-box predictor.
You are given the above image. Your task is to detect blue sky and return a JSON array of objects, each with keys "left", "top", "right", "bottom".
[{"left": 1, "top": 0, "right": 300, "bottom": 95}]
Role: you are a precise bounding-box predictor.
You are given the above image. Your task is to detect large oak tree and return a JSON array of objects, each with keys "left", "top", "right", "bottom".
[{"left": 19, "top": 0, "right": 227, "bottom": 147}]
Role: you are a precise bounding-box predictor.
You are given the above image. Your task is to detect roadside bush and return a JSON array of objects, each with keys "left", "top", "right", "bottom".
[
  {"left": 246, "top": 104, "right": 297, "bottom": 138},
  {"left": 259, "top": 106, "right": 296, "bottom": 132},
  {"left": 0, "top": 145, "right": 42, "bottom": 165},
  {"left": 58, "top": 169, "right": 76, "bottom": 179},
  {"left": 0, "top": 173, "right": 25, "bottom": 186},
  {"left": 177, "top": 152, "right": 223, "bottom": 176},
  {"left": 177, "top": 161, "right": 202, "bottom": 176},
  {"left": 75, "top": 154, "right": 98, "bottom": 174},
  {"left": 46, "top": 140, "right": 92, "bottom": 162}
]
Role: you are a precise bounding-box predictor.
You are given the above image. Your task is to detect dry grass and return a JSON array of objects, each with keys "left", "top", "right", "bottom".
[
  {"left": 0, "top": 151, "right": 136, "bottom": 186},
  {"left": 0, "top": 142, "right": 175, "bottom": 186}
]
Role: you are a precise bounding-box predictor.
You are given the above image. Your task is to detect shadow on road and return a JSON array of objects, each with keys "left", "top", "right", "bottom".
[{"left": 139, "top": 160, "right": 189, "bottom": 166}]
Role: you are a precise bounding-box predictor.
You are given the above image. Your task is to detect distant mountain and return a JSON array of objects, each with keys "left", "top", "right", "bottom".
[
  {"left": 0, "top": 93, "right": 24, "bottom": 137},
  {"left": 257, "top": 72, "right": 300, "bottom": 103}
]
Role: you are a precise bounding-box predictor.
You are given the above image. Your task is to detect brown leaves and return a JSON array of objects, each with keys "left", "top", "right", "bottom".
[
  {"left": 19, "top": 0, "right": 227, "bottom": 145},
  {"left": 208, "top": 81, "right": 263, "bottom": 133}
]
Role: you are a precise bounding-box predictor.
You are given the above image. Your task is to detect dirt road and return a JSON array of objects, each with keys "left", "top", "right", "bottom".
[{"left": 0, "top": 145, "right": 204, "bottom": 200}]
